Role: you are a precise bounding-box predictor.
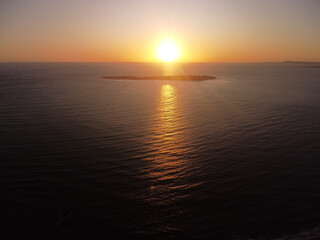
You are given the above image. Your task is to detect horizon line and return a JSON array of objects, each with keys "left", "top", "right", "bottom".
[{"left": 0, "top": 60, "right": 319, "bottom": 64}]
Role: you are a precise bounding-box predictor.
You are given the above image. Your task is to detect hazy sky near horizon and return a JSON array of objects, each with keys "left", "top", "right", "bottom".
[{"left": 0, "top": 0, "right": 319, "bottom": 62}]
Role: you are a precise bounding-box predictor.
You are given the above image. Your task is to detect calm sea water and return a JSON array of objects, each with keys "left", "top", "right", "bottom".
[{"left": 1, "top": 62, "right": 320, "bottom": 240}]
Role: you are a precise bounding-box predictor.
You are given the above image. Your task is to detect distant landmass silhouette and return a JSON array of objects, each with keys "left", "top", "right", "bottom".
[
  {"left": 264, "top": 61, "right": 320, "bottom": 64},
  {"left": 282, "top": 61, "right": 320, "bottom": 64},
  {"left": 102, "top": 75, "right": 216, "bottom": 81},
  {"left": 263, "top": 61, "right": 320, "bottom": 68},
  {"left": 282, "top": 61, "right": 320, "bottom": 68}
]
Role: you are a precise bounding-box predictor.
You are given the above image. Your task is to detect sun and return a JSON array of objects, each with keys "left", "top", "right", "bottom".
[{"left": 156, "top": 40, "right": 180, "bottom": 62}]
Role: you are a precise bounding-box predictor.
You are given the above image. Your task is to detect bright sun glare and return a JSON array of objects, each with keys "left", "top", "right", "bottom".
[{"left": 156, "top": 40, "right": 180, "bottom": 62}]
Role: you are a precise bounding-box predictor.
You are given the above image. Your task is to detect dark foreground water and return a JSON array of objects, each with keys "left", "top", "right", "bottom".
[{"left": 1, "top": 62, "right": 320, "bottom": 240}]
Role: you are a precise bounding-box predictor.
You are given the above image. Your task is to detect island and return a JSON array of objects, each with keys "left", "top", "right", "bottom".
[
  {"left": 102, "top": 75, "right": 216, "bottom": 81},
  {"left": 264, "top": 61, "right": 320, "bottom": 68},
  {"left": 282, "top": 61, "right": 320, "bottom": 64}
]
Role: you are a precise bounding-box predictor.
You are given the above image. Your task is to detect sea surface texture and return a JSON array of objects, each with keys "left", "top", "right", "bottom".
[{"left": 1, "top": 63, "right": 320, "bottom": 240}]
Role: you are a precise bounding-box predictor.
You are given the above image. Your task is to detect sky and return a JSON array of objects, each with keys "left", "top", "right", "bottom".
[{"left": 0, "top": 0, "right": 319, "bottom": 62}]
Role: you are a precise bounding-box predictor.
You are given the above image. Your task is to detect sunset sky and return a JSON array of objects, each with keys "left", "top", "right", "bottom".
[{"left": 0, "top": 0, "right": 319, "bottom": 62}]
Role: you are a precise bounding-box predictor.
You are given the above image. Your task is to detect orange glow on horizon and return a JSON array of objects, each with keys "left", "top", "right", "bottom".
[{"left": 0, "top": 1, "right": 319, "bottom": 62}]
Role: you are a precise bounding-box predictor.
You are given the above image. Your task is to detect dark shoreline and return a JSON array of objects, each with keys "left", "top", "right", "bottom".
[
  {"left": 102, "top": 75, "right": 216, "bottom": 81},
  {"left": 303, "top": 65, "right": 320, "bottom": 68}
]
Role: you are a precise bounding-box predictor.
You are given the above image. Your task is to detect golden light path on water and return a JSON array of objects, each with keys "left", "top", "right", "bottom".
[{"left": 145, "top": 82, "right": 196, "bottom": 206}]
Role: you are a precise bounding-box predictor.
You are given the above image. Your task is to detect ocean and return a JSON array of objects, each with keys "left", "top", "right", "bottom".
[{"left": 1, "top": 62, "right": 320, "bottom": 240}]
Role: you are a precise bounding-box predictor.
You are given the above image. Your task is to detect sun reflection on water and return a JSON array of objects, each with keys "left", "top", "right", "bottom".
[
  {"left": 144, "top": 84, "right": 195, "bottom": 205},
  {"left": 159, "top": 84, "right": 177, "bottom": 130}
]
